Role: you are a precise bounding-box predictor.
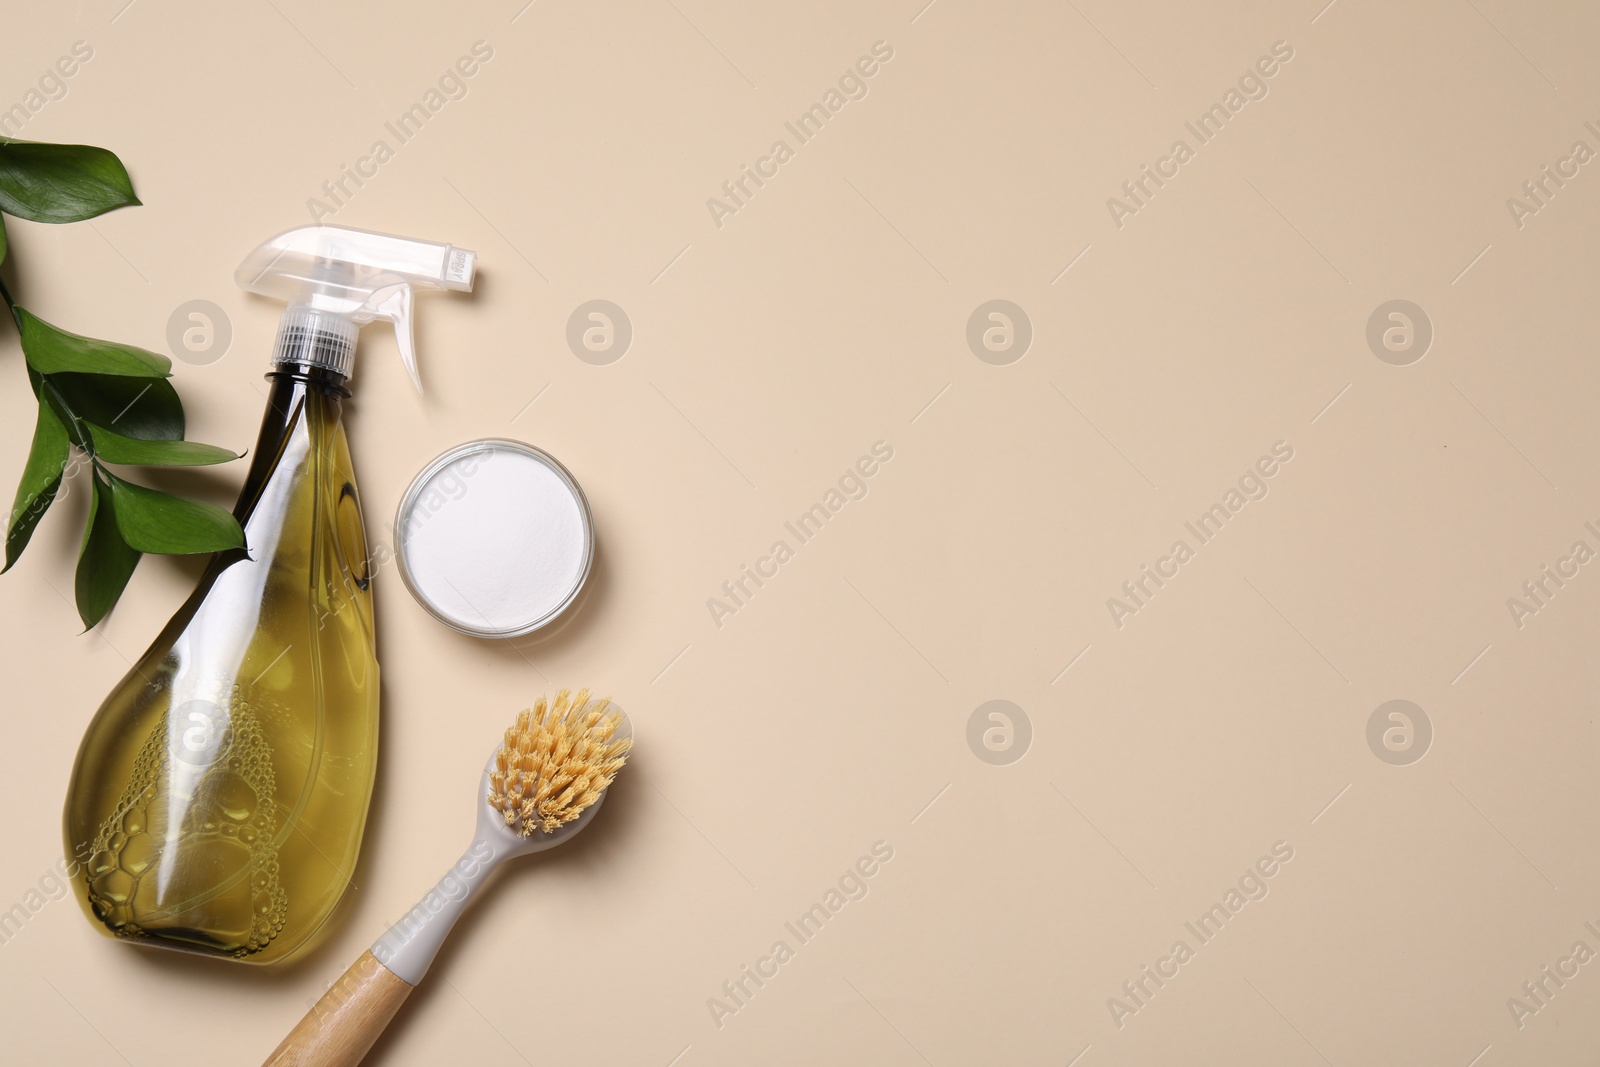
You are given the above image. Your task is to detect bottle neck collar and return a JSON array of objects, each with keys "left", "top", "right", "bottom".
[
  {"left": 265, "top": 363, "right": 351, "bottom": 398},
  {"left": 272, "top": 307, "right": 358, "bottom": 380}
]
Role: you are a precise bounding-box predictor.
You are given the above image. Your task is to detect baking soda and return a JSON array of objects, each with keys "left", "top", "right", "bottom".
[{"left": 401, "top": 445, "right": 588, "bottom": 633}]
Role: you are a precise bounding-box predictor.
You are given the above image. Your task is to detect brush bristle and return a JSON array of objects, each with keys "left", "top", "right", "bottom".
[{"left": 487, "top": 689, "right": 632, "bottom": 837}]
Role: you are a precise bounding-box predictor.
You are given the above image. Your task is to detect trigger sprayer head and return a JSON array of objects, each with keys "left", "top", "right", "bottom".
[{"left": 235, "top": 225, "right": 475, "bottom": 392}]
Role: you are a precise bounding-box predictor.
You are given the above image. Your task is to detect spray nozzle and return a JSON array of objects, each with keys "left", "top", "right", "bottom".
[{"left": 236, "top": 225, "right": 475, "bottom": 392}]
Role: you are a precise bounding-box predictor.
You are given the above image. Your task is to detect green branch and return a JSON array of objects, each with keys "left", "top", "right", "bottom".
[{"left": 0, "top": 136, "right": 244, "bottom": 628}]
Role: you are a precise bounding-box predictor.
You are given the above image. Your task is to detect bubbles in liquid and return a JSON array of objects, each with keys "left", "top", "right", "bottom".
[{"left": 85, "top": 688, "right": 289, "bottom": 957}]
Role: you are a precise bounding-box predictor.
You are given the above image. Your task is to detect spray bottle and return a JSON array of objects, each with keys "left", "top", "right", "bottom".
[{"left": 63, "top": 226, "right": 475, "bottom": 963}]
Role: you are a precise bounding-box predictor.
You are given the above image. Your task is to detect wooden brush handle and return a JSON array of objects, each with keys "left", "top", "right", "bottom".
[{"left": 262, "top": 951, "right": 415, "bottom": 1067}]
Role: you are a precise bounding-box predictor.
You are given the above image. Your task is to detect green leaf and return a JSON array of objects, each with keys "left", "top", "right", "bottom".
[
  {"left": 47, "top": 371, "right": 184, "bottom": 440},
  {"left": 16, "top": 308, "right": 170, "bottom": 377},
  {"left": 0, "top": 213, "right": 7, "bottom": 264},
  {"left": 75, "top": 475, "right": 141, "bottom": 629},
  {"left": 0, "top": 140, "right": 139, "bottom": 223},
  {"left": 4, "top": 400, "right": 70, "bottom": 572},
  {"left": 88, "top": 422, "right": 238, "bottom": 466},
  {"left": 106, "top": 473, "right": 242, "bottom": 555}
]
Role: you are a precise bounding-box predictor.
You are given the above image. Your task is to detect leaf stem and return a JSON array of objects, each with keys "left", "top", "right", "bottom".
[
  {"left": 40, "top": 375, "right": 96, "bottom": 459},
  {"left": 0, "top": 267, "right": 18, "bottom": 330}
]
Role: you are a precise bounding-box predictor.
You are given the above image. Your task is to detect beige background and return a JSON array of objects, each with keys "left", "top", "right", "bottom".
[{"left": 2, "top": 0, "right": 1598, "bottom": 1063}]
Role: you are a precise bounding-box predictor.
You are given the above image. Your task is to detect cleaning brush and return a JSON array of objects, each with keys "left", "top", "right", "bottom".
[{"left": 263, "top": 690, "right": 631, "bottom": 1067}]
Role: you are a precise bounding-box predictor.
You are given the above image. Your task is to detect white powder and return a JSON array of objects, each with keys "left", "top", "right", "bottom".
[{"left": 400, "top": 444, "right": 589, "bottom": 635}]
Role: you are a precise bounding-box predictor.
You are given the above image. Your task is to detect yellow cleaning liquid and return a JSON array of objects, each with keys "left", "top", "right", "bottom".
[{"left": 63, "top": 371, "right": 378, "bottom": 963}]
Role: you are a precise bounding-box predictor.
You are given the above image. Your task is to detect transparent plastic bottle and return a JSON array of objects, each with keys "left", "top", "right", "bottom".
[
  {"left": 66, "top": 361, "right": 373, "bottom": 961},
  {"left": 63, "top": 227, "right": 475, "bottom": 963}
]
